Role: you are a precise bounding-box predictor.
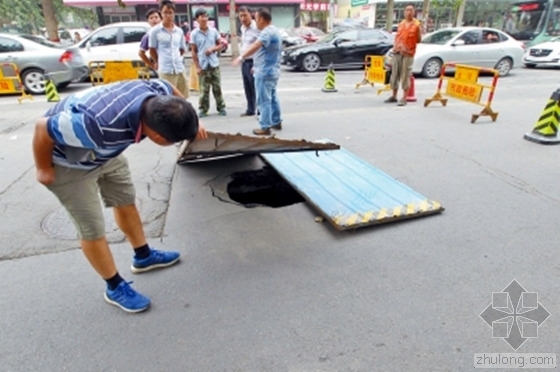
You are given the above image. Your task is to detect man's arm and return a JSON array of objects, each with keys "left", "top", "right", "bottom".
[
  {"left": 32, "top": 118, "right": 56, "bottom": 185},
  {"left": 232, "top": 39, "right": 263, "bottom": 66},
  {"left": 148, "top": 30, "right": 159, "bottom": 69},
  {"left": 139, "top": 49, "right": 153, "bottom": 69}
]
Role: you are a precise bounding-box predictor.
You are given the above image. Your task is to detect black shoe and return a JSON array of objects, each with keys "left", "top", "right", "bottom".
[
  {"left": 240, "top": 112, "right": 255, "bottom": 117},
  {"left": 271, "top": 123, "right": 282, "bottom": 130},
  {"left": 253, "top": 128, "right": 271, "bottom": 135}
]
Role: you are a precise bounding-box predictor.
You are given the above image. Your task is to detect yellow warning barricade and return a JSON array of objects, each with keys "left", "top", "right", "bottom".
[
  {"left": 89, "top": 60, "right": 151, "bottom": 85},
  {"left": 424, "top": 63, "right": 499, "bottom": 124},
  {"left": 355, "top": 55, "right": 391, "bottom": 95},
  {"left": 0, "top": 63, "right": 32, "bottom": 104}
]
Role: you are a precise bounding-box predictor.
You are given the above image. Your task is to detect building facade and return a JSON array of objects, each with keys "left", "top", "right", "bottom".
[{"left": 64, "top": 0, "right": 305, "bottom": 32}]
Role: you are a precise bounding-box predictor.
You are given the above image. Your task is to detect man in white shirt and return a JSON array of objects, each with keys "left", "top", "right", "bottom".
[{"left": 238, "top": 6, "right": 260, "bottom": 117}]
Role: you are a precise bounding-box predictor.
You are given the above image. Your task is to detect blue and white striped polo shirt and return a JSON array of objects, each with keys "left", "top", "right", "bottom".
[{"left": 44, "top": 79, "right": 173, "bottom": 170}]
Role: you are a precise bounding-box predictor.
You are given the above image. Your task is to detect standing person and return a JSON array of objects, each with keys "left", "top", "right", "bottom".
[
  {"left": 238, "top": 6, "right": 260, "bottom": 117},
  {"left": 149, "top": 0, "right": 189, "bottom": 98},
  {"left": 190, "top": 8, "right": 227, "bottom": 117},
  {"left": 138, "top": 8, "right": 162, "bottom": 70},
  {"left": 32, "top": 79, "right": 207, "bottom": 313},
  {"left": 385, "top": 4, "right": 421, "bottom": 107},
  {"left": 233, "top": 8, "right": 282, "bottom": 136}
]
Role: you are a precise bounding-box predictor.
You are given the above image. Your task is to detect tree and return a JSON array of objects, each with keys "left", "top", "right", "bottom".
[
  {"left": 229, "top": 0, "right": 239, "bottom": 58},
  {"left": 40, "top": 0, "right": 59, "bottom": 41},
  {"left": 385, "top": 0, "right": 394, "bottom": 32}
]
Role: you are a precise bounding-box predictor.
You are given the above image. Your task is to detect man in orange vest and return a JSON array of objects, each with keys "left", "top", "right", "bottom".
[{"left": 385, "top": 4, "right": 422, "bottom": 106}]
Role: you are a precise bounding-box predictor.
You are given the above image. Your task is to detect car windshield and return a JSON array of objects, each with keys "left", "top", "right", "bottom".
[
  {"left": 422, "top": 29, "right": 462, "bottom": 44},
  {"left": 505, "top": 2, "right": 548, "bottom": 40},
  {"left": 18, "top": 34, "right": 62, "bottom": 48}
]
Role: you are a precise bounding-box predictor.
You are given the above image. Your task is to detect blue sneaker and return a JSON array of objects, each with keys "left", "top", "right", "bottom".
[
  {"left": 131, "top": 248, "right": 180, "bottom": 274},
  {"left": 104, "top": 281, "right": 150, "bottom": 313}
]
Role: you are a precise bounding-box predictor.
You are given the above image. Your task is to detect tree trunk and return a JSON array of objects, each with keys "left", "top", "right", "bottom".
[
  {"left": 421, "top": 0, "right": 430, "bottom": 33},
  {"left": 455, "top": 0, "right": 466, "bottom": 27},
  {"left": 385, "top": 0, "right": 394, "bottom": 32},
  {"left": 229, "top": 0, "right": 239, "bottom": 58},
  {"left": 40, "top": 0, "right": 59, "bottom": 41}
]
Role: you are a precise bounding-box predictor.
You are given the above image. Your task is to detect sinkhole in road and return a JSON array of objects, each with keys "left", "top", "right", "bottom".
[{"left": 225, "top": 166, "right": 304, "bottom": 208}]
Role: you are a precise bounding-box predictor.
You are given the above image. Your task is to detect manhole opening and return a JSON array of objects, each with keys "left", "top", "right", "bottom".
[{"left": 227, "top": 166, "right": 304, "bottom": 208}]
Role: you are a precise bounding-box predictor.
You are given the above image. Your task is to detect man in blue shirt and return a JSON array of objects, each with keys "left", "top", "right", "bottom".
[
  {"left": 190, "top": 8, "right": 226, "bottom": 117},
  {"left": 234, "top": 8, "right": 282, "bottom": 135},
  {"left": 32, "top": 79, "right": 207, "bottom": 313},
  {"left": 149, "top": 0, "right": 189, "bottom": 98}
]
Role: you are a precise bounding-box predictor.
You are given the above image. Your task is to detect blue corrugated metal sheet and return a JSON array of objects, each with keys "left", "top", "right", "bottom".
[{"left": 262, "top": 149, "right": 444, "bottom": 231}]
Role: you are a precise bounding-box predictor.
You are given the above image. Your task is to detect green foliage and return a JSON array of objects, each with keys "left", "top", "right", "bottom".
[
  {"left": 0, "top": 0, "right": 97, "bottom": 33},
  {"left": 431, "top": 0, "right": 464, "bottom": 11}
]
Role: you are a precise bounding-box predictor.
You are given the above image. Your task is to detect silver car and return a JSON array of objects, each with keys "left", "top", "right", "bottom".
[
  {"left": 0, "top": 33, "right": 88, "bottom": 94},
  {"left": 385, "top": 27, "right": 525, "bottom": 78}
]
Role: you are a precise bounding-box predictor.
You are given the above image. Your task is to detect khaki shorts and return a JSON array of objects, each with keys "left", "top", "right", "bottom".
[
  {"left": 159, "top": 71, "right": 189, "bottom": 98},
  {"left": 390, "top": 54, "right": 414, "bottom": 91},
  {"left": 46, "top": 155, "right": 136, "bottom": 240}
]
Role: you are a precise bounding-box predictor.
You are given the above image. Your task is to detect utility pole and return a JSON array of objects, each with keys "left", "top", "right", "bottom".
[
  {"left": 229, "top": 0, "right": 239, "bottom": 58},
  {"left": 421, "top": 0, "right": 430, "bottom": 33}
]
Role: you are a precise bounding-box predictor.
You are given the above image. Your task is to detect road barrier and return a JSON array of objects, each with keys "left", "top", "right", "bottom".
[
  {"left": 45, "top": 74, "right": 60, "bottom": 102},
  {"left": 89, "top": 60, "right": 151, "bottom": 85},
  {"left": 0, "top": 62, "right": 32, "bottom": 103},
  {"left": 355, "top": 55, "right": 391, "bottom": 95},
  {"left": 321, "top": 63, "right": 337, "bottom": 93},
  {"left": 524, "top": 88, "right": 560, "bottom": 145},
  {"left": 424, "top": 63, "right": 499, "bottom": 124}
]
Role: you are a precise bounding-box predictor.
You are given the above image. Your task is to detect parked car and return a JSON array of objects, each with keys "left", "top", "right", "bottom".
[
  {"left": 292, "top": 26, "right": 325, "bottom": 43},
  {"left": 281, "top": 28, "right": 394, "bottom": 72},
  {"left": 523, "top": 36, "right": 560, "bottom": 68},
  {"left": 75, "top": 22, "right": 150, "bottom": 67},
  {"left": 384, "top": 27, "right": 524, "bottom": 78},
  {"left": 0, "top": 33, "right": 88, "bottom": 94},
  {"left": 279, "top": 28, "right": 306, "bottom": 49}
]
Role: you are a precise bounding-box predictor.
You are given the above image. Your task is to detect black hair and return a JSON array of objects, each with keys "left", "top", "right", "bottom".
[
  {"left": 256, "top": 8, "right": 272, "bottom": 22},
  {"left": 145, "top": 8, "right": 161, "bottom": 19},
  {"left": 194, "top": 8, "right": 207, "bottom": 19},
  {"left": 159, "top": 0, "right": 175, "bottom": 11},
  {"left": 238, "top": 6, "right": 251, "bottom": 13},
  {"left": 142, "top": 96, "right": 199, "bottom": 143}
]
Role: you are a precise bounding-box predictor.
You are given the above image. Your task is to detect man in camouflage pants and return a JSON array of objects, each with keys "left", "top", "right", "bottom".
[{"left": 190, "top": 8, "right": 226, "bottom": 117}]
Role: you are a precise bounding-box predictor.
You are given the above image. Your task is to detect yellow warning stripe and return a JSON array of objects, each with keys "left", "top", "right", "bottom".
[{"left": 333, "top": 199, "right": 443, "bottom": 227}]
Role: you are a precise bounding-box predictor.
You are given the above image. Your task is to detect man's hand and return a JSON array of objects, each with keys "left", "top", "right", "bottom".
[
  {"left": 232, "top": 56, "right": 242, "bottom": 67},
  {"left": 195, "top": 122, "right": 208, "bottom": 140},
  {"left": 204, "top": 47, "right": 215, "bottom": 56},
  {"left": 36, "top": 166, "right": 55, "bottom": 186},
  {"left": 196, "top": 67, "right": 203, "bottom": 75}
]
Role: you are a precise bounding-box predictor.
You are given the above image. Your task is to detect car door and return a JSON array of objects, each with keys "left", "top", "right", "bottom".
[
  {"left": 447, "top": 29, "right": 482, "bottom": 65},
  {"left": 79, "top": 26, "right": 119, "bottom": 64},
  {"left": 354, "top": 29, "right": 391, "bottom": 64},
  {"left": 121, "top": 26, "right": 149, "bottom": 61},
  {"left": 0, "top": 36, "right": 25, "bottom": 65},
  {"left": 331, "top": 30, "right": 359, "bottom": 66},
  {"left": 477, "top": 29, "right": 507, "bottom": 67}
]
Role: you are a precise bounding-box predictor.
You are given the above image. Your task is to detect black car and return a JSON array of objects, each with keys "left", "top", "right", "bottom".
[{"left": 281, "top": 28, "right": 394, "bottom": 72}]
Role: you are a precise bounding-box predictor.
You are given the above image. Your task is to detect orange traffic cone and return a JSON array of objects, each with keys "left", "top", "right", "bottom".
[{"left": 406, "top": 75, "right": 417, "bottom": 102}]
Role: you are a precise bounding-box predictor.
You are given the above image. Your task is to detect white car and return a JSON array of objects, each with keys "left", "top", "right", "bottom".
[
  {"left": 523, "top": 37, "right": 560, "bottom": 68},
  {"left": 74, "top": 22, "right": 150, "bottom": 67},
  {"left": 386, "top": 27, "right": 525, "bottom": 78}
]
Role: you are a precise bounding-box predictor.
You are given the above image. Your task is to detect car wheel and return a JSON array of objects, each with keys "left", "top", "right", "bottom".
[
  {"left": 524, "top": 63, "right": 536, "bottom": 68},
  {"left": 21, "top": 68, "right": 46, "bottom": 95},
  {"left": 494, "top": 58, "right": 513, "bottom": 76},
  {"left": 301, "top": 53, "right": 321, "bottom": 72},
  {"left": 421, "top": 58, "right": 442, "bottom": 78}
]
